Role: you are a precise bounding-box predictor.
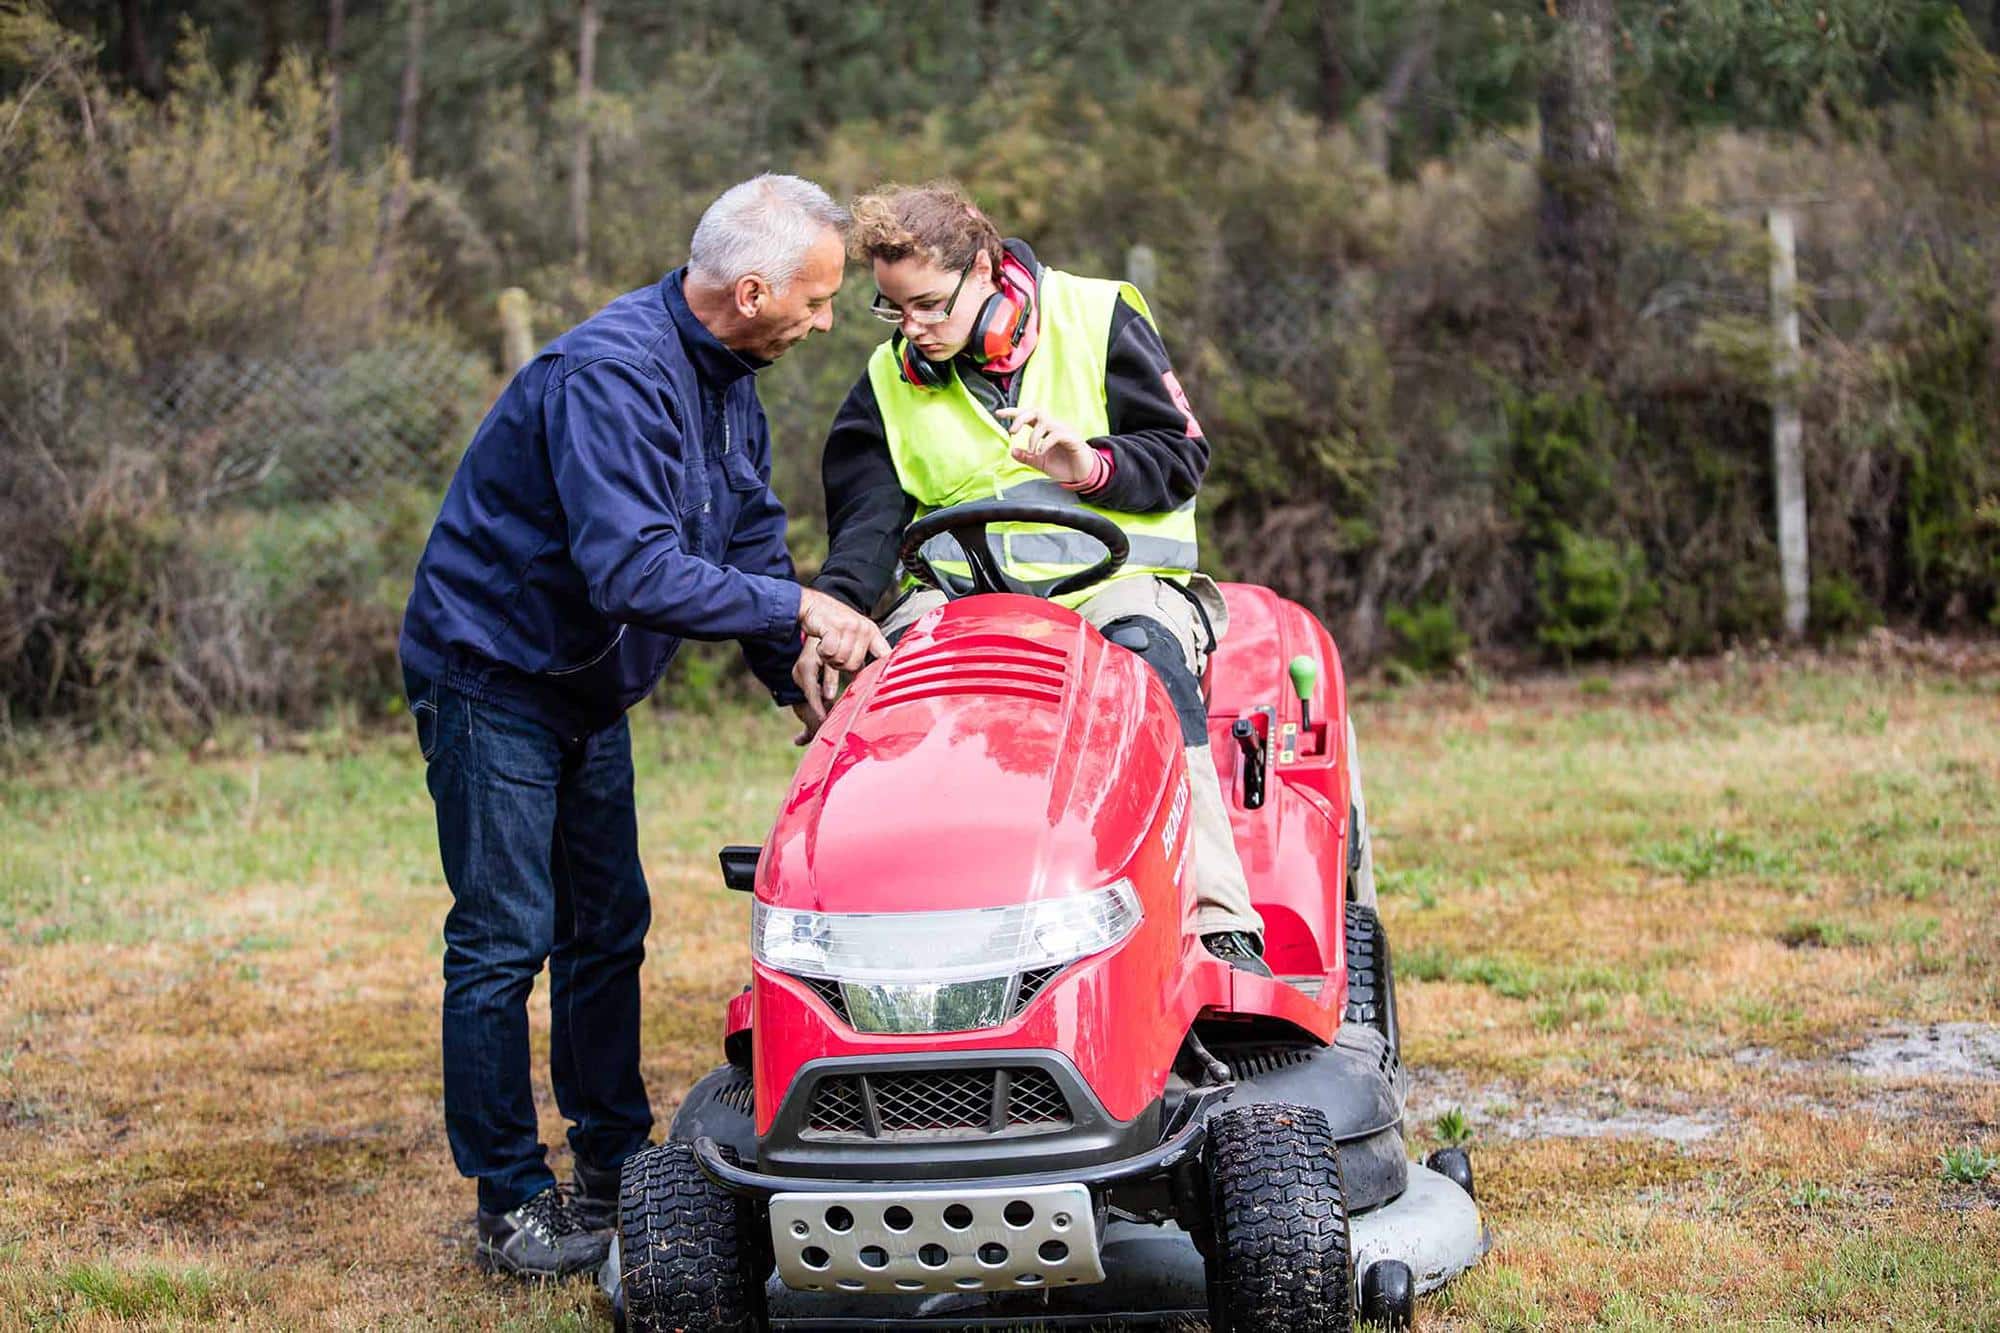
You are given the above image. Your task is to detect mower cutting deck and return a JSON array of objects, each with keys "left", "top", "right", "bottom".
[
  {"left": 614, "top": 502, "right": 1489, "bottom": 1331},
  {"left": 605, "top": 1160, "right": 1484, "bottom": 1327}
]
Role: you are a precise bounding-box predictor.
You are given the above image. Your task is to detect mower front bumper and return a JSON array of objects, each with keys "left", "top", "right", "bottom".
[{"left": 687, "top": 1097, "right": 1210, "bottom": 1201}]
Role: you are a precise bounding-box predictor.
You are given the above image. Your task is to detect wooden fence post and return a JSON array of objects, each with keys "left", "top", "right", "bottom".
[
  {"left": 498, "top": 287, "right": 534, "bottom": 374},
  {"left": 1125, "top": 244, "right": 1158, "bottom": 293},
  {"left": 1768, "top": 207, "right": 1808, "bottom": 639}
]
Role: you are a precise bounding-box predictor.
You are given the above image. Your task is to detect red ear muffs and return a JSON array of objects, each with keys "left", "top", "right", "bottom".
[
  {"left": 893, "top": 267, "right": 1034, "bottom": 389},
  {"left": 895, "top": 333, "right": 950, "bottom": 390},
  {"left": 962, "top": 286, "right": 1032, "bottom": 366}
]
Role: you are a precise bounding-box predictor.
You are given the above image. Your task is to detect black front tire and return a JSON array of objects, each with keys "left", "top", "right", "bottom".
[
  {"left": 1204, "top": 1102, "right": 1355, "bottom": 1332},
  {"left": 1344, "top": 901, "right": 1399, "bottom": 1060},
  {"left": 619, "top": 1142, "right": 769, "bottom": 1333}
]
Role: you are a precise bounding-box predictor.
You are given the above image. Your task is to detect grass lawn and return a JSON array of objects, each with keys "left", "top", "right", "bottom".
[{"left": 0, "top": 653, "right": 1995, "bottom": 1329}]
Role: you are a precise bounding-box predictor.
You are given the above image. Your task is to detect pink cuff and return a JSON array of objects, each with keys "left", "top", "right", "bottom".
[{"left": 1061, "top": 446, "right": 1114, "bottom": 494}]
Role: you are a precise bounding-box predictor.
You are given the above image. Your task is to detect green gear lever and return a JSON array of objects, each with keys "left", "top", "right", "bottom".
[{"left": 1288, "top": 655, "right": 1319, "bottom": 731}]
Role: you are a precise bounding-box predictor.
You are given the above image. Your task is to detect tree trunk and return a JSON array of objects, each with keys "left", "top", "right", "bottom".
[
  {"left": 782, "top": 0, "right": 823, "bottom": 130},
  {"left": 117, "top": 0, "right": 164, "bottom": 99},
  {"left": 1232, "top": 0, "right": 1288, "bottom": 100},
  {"left": 571, "top": 0, "right": 600, "bottom": 272},
  {"left": 326, "top": 0, "right": 346, "bottom": 169},
  {"left": 1314, "top": 0, "right": 1345, "bottom": 126},
  {"left": 1361, "top": 6, "right": 1436, "bottom": 173},
  {"left": 977, "top": 0, "right": 1002, "bottom": 88},
  {"left": 393, "top": 0, "right": 426, "bottom": 172},
  {"left": 1536, "top": 0, "right": 1621, "bottom": 337},
  {"left": 374, "top": 0, "right": 426, "bottom": 281},
  {"left": 255, "top": 0, "right": 286, "bottom": 93}
]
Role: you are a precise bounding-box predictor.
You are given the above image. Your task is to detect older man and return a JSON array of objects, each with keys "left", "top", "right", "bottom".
[{"left": 399, "top": 174, "right": 886, "bottom": 1278}]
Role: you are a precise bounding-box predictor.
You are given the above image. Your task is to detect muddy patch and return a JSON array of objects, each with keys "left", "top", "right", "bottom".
[
  {"left": 1842, "top": 1023, "right": 2000, "bottom": 1081},
  {"left": 1405, "top": 1068, "right": 1728, "bottom": 1146}
]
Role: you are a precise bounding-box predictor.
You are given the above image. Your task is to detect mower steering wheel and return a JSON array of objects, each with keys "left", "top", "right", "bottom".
[{"left": 898, "top": 500, "right": 1129, "bottom": 601}]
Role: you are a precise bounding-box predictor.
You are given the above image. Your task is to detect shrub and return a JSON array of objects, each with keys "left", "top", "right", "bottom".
[
  {"left": 1386, "top": 601, "right": 1470, "bottom": 675},
  {"left": 1535, "top": 529, "right": 1665, "bottom": 661}
]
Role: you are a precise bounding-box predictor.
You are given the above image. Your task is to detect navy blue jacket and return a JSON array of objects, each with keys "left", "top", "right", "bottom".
[{"left": 400, "top": 269, "right": 805, "bottom": 738}]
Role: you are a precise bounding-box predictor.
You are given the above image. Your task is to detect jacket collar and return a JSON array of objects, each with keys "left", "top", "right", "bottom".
[{"left": 661, "top": 267, "right": 767, "bottom": 388}]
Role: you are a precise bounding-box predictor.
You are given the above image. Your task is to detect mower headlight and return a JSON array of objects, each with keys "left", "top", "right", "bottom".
[{"left": 752, "top": 881, "right": 1142, "bottom": 1033}]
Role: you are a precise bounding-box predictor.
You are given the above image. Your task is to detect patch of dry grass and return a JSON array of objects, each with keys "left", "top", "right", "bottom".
[{"left": 1, "top": 659, "right": 1995, "bottom": 1329}]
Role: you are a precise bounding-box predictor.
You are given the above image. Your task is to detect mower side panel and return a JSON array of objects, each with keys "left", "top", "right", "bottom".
[{"left": 1203, "top": 583, "right": 1355, "bottom": 989}]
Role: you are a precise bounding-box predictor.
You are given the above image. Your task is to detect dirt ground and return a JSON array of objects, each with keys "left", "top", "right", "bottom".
[{"left": 1, "top": 648, "right": 1995, "bottom": 1329}]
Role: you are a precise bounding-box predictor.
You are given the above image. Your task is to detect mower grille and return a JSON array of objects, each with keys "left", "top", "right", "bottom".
[
  {"left": 807, "top": 1076, "right": 869, "bottom": 1135},
  {"left": 1005, "top": 1068, "right": 1069, "bottom": 1124},
  {"left": 874, "top": 1069, "right": 993, "bottom": 1132},
  {"left": 803, "top": 1067, "right": 1074, "bottom": 1139}
]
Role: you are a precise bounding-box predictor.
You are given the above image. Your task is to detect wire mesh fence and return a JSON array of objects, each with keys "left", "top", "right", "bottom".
[{"left": 38, "top": 341, "right": 497, "bottom": 507}]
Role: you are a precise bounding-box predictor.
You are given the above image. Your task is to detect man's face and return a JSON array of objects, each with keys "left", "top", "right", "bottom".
[
  {"left": 741, "top": 227, "right": 845, "bottom": 361},
  {"left": 872, "top": 252, "right": 995, "bottom": 363}
]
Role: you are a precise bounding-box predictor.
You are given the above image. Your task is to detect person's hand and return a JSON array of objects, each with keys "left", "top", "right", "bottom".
[
  {"left": 998, "top": 406, "right": 1095, "bottom": 486},
  {"left": 797, "top": 588, "right": 890, "bottom": 673},
  {"left": 791, "top": 699, "right": 823, "bottom": 746},
  {"left": 789, "top": 638, "right": 844, "bottom": 744}
]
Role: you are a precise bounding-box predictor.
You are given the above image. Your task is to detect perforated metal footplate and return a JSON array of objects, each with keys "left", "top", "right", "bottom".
[{"left": 769, "top": 1182, "right": 1105, "bottom": 1295}]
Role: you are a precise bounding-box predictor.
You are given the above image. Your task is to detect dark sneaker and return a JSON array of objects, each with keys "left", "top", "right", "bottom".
[
  {"left": 476, "top": 1185, "right": 610, "bottom": 1278},
  {"left": 1203, "top": 930, "right": 1274, "bottom": 978},
  {"left": 570, "top": 1155, "right": 622, "bottom": 1233}
]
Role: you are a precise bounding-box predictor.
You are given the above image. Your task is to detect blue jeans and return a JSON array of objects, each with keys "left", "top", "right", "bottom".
[{"left": 408, "top": 672, "right": 654, "bottom": 1213}]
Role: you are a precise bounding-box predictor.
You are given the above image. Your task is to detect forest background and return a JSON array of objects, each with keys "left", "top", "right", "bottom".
[{"left": 3, "top": 0, "right": 1998, "bottom": 734}]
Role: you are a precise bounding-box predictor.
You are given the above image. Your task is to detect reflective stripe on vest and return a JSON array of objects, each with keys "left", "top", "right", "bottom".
[{"left": 867, "top": 268, "right": 1199, "bottom": 608}]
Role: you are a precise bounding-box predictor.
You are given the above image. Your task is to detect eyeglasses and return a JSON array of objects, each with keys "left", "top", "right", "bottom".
[{"left": 869, "top": 259, "right": 974, "bottom": 326}]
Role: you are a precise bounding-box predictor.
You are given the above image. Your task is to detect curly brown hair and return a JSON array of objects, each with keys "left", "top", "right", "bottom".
[{"left": 848, "top": 180, "right": 1006, "bottom": 280}]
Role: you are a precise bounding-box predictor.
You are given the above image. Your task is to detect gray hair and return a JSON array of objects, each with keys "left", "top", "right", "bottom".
[{"left": 688, "top": 174, "right": 849, "bottom": 292}]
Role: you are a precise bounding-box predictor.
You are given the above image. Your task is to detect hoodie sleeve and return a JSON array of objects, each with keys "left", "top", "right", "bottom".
[
  {"left": 1077, "top": 297, "right": 1211, "bottom": 514},
  {"left": 812, "top": 373, "right": 919, "bottom": 615}
]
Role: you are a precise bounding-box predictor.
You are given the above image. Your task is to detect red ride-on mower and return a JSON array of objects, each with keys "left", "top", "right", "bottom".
[{"left": 615, "top": 501, "right": 1487, "bottom": 1331}]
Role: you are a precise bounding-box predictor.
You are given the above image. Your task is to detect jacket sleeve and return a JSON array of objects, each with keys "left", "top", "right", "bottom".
[
  {"left": 1078, "top": 297, "right": 1211, "bottom": 514},
  {"left": 811, "top": 373, "right": 918, "bottom": 614},
  {"left": 545, "top": 356, "right": 801, "bottom": 641},
  {"left": 725, "top": 400, "right": 808, "bottom": 704}
]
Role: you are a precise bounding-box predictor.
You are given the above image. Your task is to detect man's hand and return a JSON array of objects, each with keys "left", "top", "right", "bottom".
[
  {"left": 798, "top": 588, "right": 891, "bottom": 672},
  {"left": 998, "top": 406, "right": 1095, "bottom": 486},
  {"left": 789, "top": 637, "right": 845, "bottom": 745}
]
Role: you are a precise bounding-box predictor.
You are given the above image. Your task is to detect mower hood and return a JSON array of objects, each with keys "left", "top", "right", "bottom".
[{"left": 761, "top": 595, "right": 1185, "bottom": 915}]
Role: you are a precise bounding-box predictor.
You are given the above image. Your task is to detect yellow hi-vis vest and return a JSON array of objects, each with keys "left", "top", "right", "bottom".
[{"left": 866, "top": 268, "right": 1200, "bottom": 609}]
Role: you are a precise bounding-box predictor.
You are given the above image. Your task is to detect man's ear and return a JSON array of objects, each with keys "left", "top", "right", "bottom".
[{"left": 733, "top": 273, "right": 769, "bottom": 319}]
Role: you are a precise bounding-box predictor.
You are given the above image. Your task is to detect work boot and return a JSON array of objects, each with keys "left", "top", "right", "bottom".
[
  {"left": 1202, "top": 930, "right": 1273, "bottom": 978},
  {"left": 475, "top": 1185, "right": 610, "bottom": 1278},
  {"left": 570, "top": 1155, "right": 622, "bottom": 1233}
]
